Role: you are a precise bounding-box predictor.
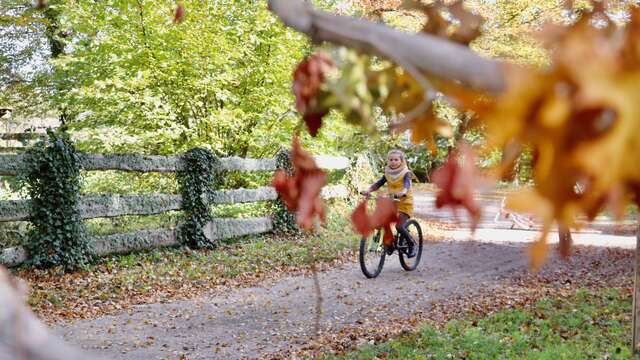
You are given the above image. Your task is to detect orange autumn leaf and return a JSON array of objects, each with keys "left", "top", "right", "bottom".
[
  {"left": 351, "top": 198, "right": 399, "bottom": 247},
  {"left": 272, "top": 137, "right": 327, "bottom": 231},
  {"left": 528, "top": 237, "right": 548, "bottom": 273},
  {"left": 431, "top": 144, "right": 481, "bottom": 231},
  {"left": 472, "top": 5, "right": 640, "bottom": 270},
  {"left": 404, "top": 0, "right": 483, "bottom": 45}
]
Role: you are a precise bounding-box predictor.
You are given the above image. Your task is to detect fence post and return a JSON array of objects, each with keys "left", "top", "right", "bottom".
[
  {"left": 271, "top": 148, "right": 299, "bottom": 234},
  {"left": 178, "top": 148, "right": 219, "bottom": 249},
  {"left": 19, "top": 129, "right": 91, "bottom": 270}
]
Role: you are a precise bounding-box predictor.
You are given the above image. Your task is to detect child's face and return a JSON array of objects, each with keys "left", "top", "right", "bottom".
[{"left": 388, "top": 154, "right": 402, "bottom": 169}]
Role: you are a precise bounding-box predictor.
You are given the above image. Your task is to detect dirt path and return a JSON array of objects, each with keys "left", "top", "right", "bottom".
[
  {"left": 55, "top": 191, "right": 636, "bottom": 359},
  {"left": 58, "top": 240, "right": 531, "bottom": 359}
]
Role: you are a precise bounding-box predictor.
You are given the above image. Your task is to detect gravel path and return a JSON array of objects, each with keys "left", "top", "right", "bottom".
[
  {"left": 58, "top": 241, "right": 530, "bottom": 359},
  {"left": 56, "top": 191, "right": 636, "bottom": 359}
]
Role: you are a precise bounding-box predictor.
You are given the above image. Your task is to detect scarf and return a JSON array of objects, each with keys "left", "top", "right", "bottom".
[{"left": 384, "top": 161, "right": 410, "bottom": 181}]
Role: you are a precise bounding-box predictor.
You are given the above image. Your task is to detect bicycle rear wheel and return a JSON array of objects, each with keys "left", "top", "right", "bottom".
[
  {"left": 399, "top": 219, "right": 423, "bottom": 271},
  {"left": 359, "top": 229, "right": 386, "bottom": 278}
]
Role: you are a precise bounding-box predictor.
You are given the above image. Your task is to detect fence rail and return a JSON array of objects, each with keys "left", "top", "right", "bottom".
[
  {"left": 0, "top": 153, "right": 351, "bottom": 175},
  {"left": 0, "top": 185, "right": 348, "bottom": 222},
  {"left": 0, "top": 151, "right": 351, "bottom": 267}
]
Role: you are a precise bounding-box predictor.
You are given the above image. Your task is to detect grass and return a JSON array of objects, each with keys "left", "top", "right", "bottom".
[{"left": 331, "top": 289, "right": 636, "bottom": 360}]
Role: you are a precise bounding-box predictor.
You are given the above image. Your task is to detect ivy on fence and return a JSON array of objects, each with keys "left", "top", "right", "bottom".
[
  {"left": 19, "top": 129, "right": 92, "bottom": 270},
  {"left": 178, "top": 148, "right": 220, "bottom": 248},
  {"left": 271, "top": 148, "right": 300, "bottom": 235}
]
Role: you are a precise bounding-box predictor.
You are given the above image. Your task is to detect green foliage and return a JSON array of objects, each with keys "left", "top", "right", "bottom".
[
  {"left": 334, "top": 289, "right": 633, "bottom": 359},
  {"left": 271, "top": 148, "right": 300, "bottom": 235},
  {"left": 44, "top": 0, "right": 309, "bottom": 156},
  {"left": 81, "top": 171, "right": 178, "bottom": 195},
  {"left": 177, "top": 147, "right": 219, "bottom": 249},
  {"left": 18, "top": 129, "right": 92, "bottom": 270}
]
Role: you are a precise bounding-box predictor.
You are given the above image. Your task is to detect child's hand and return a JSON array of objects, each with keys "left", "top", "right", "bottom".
[{"left": 359, "top": 190, "right": 371, "bottom": 197}]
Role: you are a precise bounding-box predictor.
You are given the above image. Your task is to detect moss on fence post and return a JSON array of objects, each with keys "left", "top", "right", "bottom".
[
  {"left": 271, "top": 148, "right": 300, "bottom": 235},
  {"left": 19, "top": 129, "right": 91, "bottom": 270},
  {"left": 178, "top": 148, "right": 219, "bottom": 248}
]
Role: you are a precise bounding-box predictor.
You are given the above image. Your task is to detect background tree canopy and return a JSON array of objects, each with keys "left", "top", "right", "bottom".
[{"left": 2, "top": 0, "right": 609, "bottom": 182}]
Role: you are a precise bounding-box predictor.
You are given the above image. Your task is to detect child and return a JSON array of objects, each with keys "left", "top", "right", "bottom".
[{"left": 362, "top": 149, "right": 416, "bottom": 257}]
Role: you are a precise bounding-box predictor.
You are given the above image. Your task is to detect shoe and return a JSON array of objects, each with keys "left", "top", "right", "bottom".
[
  {"left": 385, "top": 246, "right": 394, "bottom": 255},
  {"left": 406, "top": 239, "right": 417, "bottom": 258}
]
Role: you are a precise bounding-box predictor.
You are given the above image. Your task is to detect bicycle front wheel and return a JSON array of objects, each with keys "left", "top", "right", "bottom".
[
  {"left": 399, "top": 219, "right": 423, "bottom": 271},
  {"left": 359, "top": 229, "right": 386, "bottom": 278}
]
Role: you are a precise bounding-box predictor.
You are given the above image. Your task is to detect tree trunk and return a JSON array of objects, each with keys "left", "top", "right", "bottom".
[{"left": 558, "top": 224, "right": 572, "bottom": 259}]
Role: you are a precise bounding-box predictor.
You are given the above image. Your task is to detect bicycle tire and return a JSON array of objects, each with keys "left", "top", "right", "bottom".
[
  {"left": 359, "top": 229, "right": 386, "bottom": 278},
  {"left": 399, "top": 219, "right": 423, "bottom": 271}
]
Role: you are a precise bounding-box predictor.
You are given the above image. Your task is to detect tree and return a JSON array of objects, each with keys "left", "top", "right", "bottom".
[
  {"left": 269, "top": 0, "right": 640, "bottom": 350},
  {"left": 0, "top": 1, "right": 55, "bottom": 118},
  {"left": 271, "top": 0, "right": 640, "bottom": 262}
]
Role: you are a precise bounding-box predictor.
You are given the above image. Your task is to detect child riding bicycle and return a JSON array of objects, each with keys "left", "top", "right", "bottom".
[{"left": 361, "top": 149, "right": 417, "bottom": 258}]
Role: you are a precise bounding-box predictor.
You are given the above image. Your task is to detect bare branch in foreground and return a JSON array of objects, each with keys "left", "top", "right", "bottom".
[
  {"left": 0, "top": 267, "right": 96, "bottom": 360},
  {"left": 268, "top": 0, "right": 506, "bottom": 94}
]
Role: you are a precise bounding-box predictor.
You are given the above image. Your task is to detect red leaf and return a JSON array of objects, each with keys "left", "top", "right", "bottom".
[
  {"left": 271, "top": 137, "right": 327, "bottom": 231},
  {"left": 432, "top": 144, "right": 481, "bottom": 230},
  {"left": 173, "top": 4, "right": 185, "bottom": 24},
  {"left": 272, "top": 170, "right": 297, "bottom": 210},
  {"left": 34, "top": 0, "right": 48, "bottom": 8},
  {"left": 351, "top": 201, "right": 371, "bottom": 236},
  {"left": 292, "top": 53, "right": 335, "bottom": 137},
  {"left": 303, "top": 113, "right": 325, "bottom": 137},
  {"left": 351, "top": 198, "right": 399, "bottom": 246}
]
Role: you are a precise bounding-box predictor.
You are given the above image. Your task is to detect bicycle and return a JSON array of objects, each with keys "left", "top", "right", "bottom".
[{"left": 358, "top": 194, "right": 424, "bottom": 278}]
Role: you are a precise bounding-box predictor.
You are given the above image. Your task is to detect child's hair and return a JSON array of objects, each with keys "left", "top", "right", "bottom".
[
  {"left": 386, "top": 149, "right": 416, "bottom": 178},
  {"left": 387, "top": 149, "right": 407, "bottom": 163}
]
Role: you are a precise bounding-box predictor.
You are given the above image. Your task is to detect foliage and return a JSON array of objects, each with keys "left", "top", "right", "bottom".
[
  {"left": 333, "top": 289, "right": 633, "bottom": 359},
  {"left": 0, "top": 0, "right": 55, "bottom": 118},
  {"left": 41, "top": 0, "right": 309, "bottom": 156},
  {"left": 488, "top": 6, "right": 640, "bottom": 270},
  {"left": 18, "top": 129, "right": 91, "bottom": 270},
  {"left": 81, "top": 171, "right": 178, "bottom": 194},
  {"left": 282, "top": 1, "right": 640, "bottom": 269},
  {"left": 177, "top": 147, "right": 219, "bottom": 249},
  {"left": 346, "top": 153, "right": 377, "bottom": 193}
]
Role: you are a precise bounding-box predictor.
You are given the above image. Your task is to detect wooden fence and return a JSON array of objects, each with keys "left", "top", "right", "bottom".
[
  {"left": 0, "top": 132, "right": 46, "bottom": 153},
  {"left": 0, "top": 152, "right": 351, "bottom": 267}
]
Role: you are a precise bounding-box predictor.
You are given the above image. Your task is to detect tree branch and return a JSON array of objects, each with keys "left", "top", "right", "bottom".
[
  {"left": 0, "top": 268, "right": 93, "bottom": 360},
  {"left": 268, "top": 0, "right": 506, "bottom": 94}
]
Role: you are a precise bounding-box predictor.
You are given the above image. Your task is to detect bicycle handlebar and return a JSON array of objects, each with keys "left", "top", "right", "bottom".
[{"left": 359, "top": 191, "right": 406, "bottom": 202}]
